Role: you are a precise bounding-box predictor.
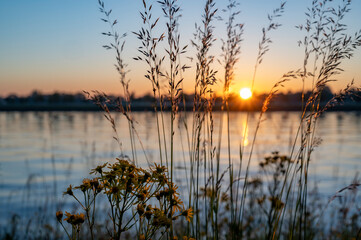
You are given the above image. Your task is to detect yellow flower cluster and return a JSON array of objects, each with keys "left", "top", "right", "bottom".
[
  {"left": 57, "top": 158, "right": 193, "bottom": 239},
  {"left": 56, "top": 211, "right": 85, "bottom": 225}
]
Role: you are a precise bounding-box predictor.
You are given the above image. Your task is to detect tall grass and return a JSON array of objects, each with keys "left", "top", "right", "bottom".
[{"left": 54, "top": 0, "right": 361, "bottom": 239}]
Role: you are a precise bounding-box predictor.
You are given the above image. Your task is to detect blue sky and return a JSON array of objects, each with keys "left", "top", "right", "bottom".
[{"left": 1, "top": 0, "right": 361, "bottom": 96}]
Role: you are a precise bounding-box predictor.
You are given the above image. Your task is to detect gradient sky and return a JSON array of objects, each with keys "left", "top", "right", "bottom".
[{"left": 1, "top": 0, "right": 361, "bottom": 97}]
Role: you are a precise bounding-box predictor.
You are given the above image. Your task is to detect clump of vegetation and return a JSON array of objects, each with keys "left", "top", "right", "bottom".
[
  {"left": 53, "top": 0, "right": 361, "bottom": 239},
  {"left": 57, "top": 159, "right": 193, "bottom": 240}
]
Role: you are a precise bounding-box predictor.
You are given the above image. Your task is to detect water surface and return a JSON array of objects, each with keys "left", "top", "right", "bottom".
[{"left": 0, "top": 111, "right": 360, "bottom": 225}]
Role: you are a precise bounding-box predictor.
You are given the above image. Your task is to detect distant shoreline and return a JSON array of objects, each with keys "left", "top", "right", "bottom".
[{"left": 1, "top": 102, "right": 361, "bottom": 112}]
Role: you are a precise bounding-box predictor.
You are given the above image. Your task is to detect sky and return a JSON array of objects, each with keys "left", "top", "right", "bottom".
[{"left": 0, "top": 0, "right": 361, "bottom": 97}]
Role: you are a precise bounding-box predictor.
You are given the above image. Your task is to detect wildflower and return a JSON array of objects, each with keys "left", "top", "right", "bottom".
[
  {"left": 153, "top": 163, "right": 166, "bottom": 174},
  {"left": 170, "top": 195, "right": 183, "bottom": 212},
  {"left": 90, "top": 163, "right": 107, "bottom": 174},
  {"left": 117, "top": 158, "right": 131, "bottom": 170},
  {"left": 164, "top": 183, "right": 179, "bottom": 197},
  {"left": 95, "top": 183, "right": 104, "bottom": 193},
  {"left": 137, "top": 187, "right": 149, "bottom": 201},
  {"left": 73, "top": 213, "right": 85, "bottom": 225},
  {"left": 105, "top": 172, "right": 116, "bottom": 183},
  {"left": 137, "top": 204, "right": 145, "bottom": 216},
  {"left": 90, "top": 178, "right": 99, "bottom": 189},
  {"left": 77, "top": 184, "right": 87, "bottom": 192},
  {"left": 63, "top": 185, "right": 73, "bottom": 196},
  {"left": 152, "top": 210, "right": 171, "bottom": 228},
  {"left": 156, "top": 174, "right": 168, "bottom": 185},
  {"left": 64, "top": 212, "right": 85, "bottom": 225},
  {"left": 137, "top": 192, "right": 146, "bottom": 201},
  {"left": 114, "top": 159, "right": 131, "bottom": 172},
  {"left": 56, "top": 211, "right": 63, "bottom": 222},
  {"left": 76, "top": 178, "right": 91, "bottom": 192},
  {"left": 145, "top": 205, "right": 153, "bottom": 220},
  {"left": 64, "top": 211, "right": 75, "bottom": 224},
  {"left": 181, "top": 208, "right": 193, "bottom": 222}
]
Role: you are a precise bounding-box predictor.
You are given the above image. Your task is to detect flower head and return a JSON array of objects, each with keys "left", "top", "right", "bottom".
[
  {"left": 152, "top": 163, "right": 167, "bottom": 174},
  {"left": 64, "top": 211, "right": 74, "bottom": 224},
  {"left": 181, "top": 208, "right": 193, "bottom": 222},
  {"left": 64, "top": 212, "right": 85, "bottom": 225},
  {"left": 56, "top": 211, "right": 63, "bottom": 222},
  {"left": 63, "top": 185, "right": 73, "bottom": 196},
  {"left": 73, "top": 213, "right": 85, "bottom": 225},
  {"left": 170, "top": 195, "right": 183, "bottom": 213},
  {"left": 90, "top": 163, "right": 107, "bottom": 174},
  {"left": 137, "top": 204, "right": 145, "bottom": 216}
]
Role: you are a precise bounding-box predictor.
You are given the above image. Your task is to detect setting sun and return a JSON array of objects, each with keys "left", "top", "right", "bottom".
[{"left": 239, "top": 88, "right": 252, "bottom": 100}]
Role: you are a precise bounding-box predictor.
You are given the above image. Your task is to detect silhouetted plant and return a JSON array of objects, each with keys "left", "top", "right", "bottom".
[
  {"left": 58, "top": 159, "right": 192, "bottom": 240},
  {"left": 52, "top": 0, "right": 361, "bottom": 239}
]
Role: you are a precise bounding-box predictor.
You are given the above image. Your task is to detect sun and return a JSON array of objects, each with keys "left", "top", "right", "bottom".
[{"left": 239, "top": 88, "right": 252, "bottom": 100}]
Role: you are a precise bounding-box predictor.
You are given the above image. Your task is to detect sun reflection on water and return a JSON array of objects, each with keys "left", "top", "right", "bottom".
[{"left": 240, "top": 115, "right": 249, "bottom": 147}]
